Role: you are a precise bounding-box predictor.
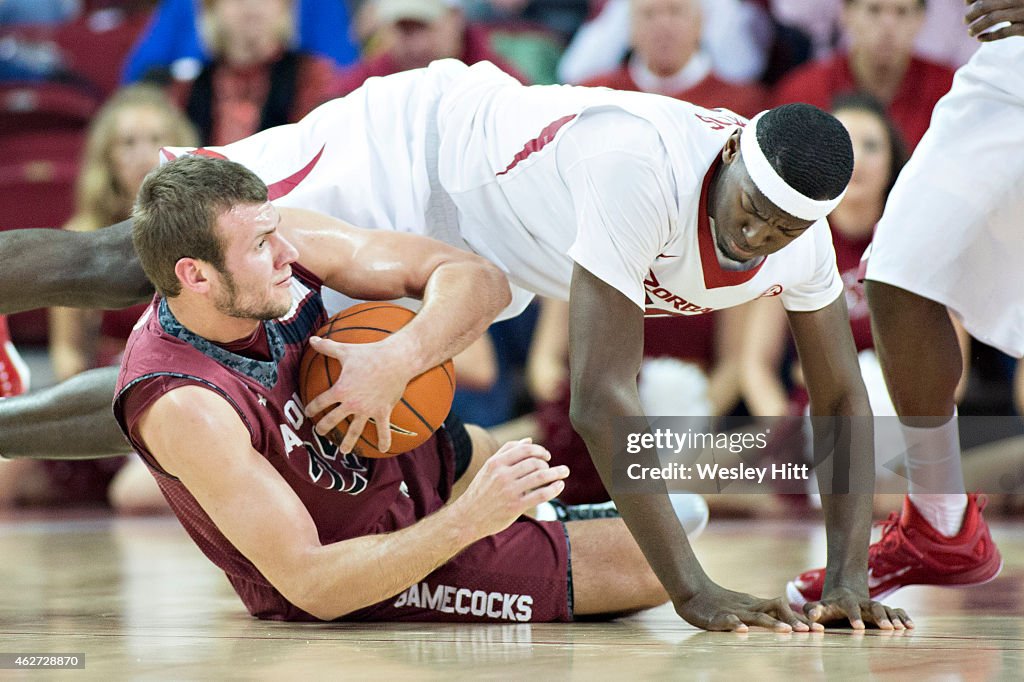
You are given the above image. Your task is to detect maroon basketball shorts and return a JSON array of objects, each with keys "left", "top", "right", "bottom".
[
  {"left": 347, "top": 516, "right": 572, "bottom": 623},
  {"left": 345, "top": 417, "right": 573, "bottom": 623}
]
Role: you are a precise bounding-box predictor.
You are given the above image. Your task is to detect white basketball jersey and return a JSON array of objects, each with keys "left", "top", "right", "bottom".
[
  {"left": 434, "top": 61, "right": 841, "bottom": 315},
  {"left": 162, "top": 59, "right": 841, "bottom": 319}
]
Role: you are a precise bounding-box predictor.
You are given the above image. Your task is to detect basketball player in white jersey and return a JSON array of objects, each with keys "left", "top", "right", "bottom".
[
  {"left": 788, "top": 4, "right": 1024, "bottom": 608},
  {"left": 0, "top": 60, "right": 913, "bottom": 632}
]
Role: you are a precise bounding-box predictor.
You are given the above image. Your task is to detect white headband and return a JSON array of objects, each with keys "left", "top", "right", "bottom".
[{"left": 739, "top": 111, "right": 847, "bottom": 222}]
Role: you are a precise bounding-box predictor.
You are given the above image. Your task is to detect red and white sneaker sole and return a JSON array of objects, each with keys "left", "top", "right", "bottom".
[{"left": 786, "top": 558, "right": 1004, "bottom": 610}]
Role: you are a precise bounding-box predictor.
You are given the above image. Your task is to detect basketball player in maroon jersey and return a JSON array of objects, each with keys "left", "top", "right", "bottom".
[{"left": 110, "top": 155, "right": 669, "bottom": 622}]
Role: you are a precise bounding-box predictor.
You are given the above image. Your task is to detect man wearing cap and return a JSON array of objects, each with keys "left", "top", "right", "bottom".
[
  {"left": 0, "top": 59, "right": 909, "bottom": 632},
  {"left": 332, "top": 0, "right": 526, "bottom": 96}
]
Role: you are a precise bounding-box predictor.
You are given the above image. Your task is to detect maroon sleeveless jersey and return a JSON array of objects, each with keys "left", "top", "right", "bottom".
[{"left": 113, "top": 266, "right": 456, "bottom": 620}]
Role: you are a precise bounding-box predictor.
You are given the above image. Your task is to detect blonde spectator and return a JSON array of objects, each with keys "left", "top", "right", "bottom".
[
  {"left": 51, "top": 85, "right": 197, "bottom": 383},
  {"left": 172, "top": 0, "right": 335, "bottom": 145}
]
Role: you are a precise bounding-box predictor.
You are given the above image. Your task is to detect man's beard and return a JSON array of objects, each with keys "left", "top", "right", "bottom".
[{"left": 214, "top": 268, "right": 291, "bottom": 321}]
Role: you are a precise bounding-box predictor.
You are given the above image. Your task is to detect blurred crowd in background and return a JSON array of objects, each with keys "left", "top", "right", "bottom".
[{"left": 1, "top": 0, "right": 1020, "bottom": 515}]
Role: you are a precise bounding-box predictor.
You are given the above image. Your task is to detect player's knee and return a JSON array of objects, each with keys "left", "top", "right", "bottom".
[
  {"left": 466, "top": 424, "right": 499, "bottom": 459},
  {"left": 108, "top": 460, "right": 167, "bottom": 515}
]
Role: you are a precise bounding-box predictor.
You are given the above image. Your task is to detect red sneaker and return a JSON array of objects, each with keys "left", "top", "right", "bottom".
[
  {"left": 787, "top": 494, "right": 1002, "bottom": 609},
  {"left": 0, "top": 316, "right": 30, "bottom": 398}
]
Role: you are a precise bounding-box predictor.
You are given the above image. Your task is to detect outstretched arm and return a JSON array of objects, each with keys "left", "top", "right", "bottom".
[
  {"left": 568, "top": 264, "right": 815, "bottom": 633},
  {"left": 0, "top": 221, "right": 152, "bottom": 315},
  {"left": 789, "top": 294, "right": 911, "bottom": 630},
  {"left": 0, "top": 366, "right": 129, "bottom": 459}
]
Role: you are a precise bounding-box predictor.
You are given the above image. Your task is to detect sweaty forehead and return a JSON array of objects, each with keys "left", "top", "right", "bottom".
[
  {"left": 216, "top": 201, "right": 276, "bottom": 243},
  {"left": 221, "top": 201, "right": 275, "bottom": 227}
]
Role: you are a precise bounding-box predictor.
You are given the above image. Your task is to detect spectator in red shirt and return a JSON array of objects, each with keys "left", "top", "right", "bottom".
[
  {"left": 773, "top": 0, "right": 954, "bottom": 150},
  {"left": 581, "top": 0, "right": 767, "bottom": 117},
  {"left": 333, "top": 0, "right": 527, "bottom": 96}
]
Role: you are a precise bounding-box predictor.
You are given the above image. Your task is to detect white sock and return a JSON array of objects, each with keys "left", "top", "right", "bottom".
[
  {"left": 533, "top": 501, "right": 559, "bottom": 521},
  {"left": 535, "top": 495, "right": 708, "bottom": 538},
  {"left": 903, "top": 410, "right": 968, "bottom": 537},
  {"left": 669, "top": 493, "right": 708, "bottom": 539}
]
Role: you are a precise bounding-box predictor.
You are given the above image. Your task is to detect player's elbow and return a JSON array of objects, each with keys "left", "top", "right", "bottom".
[
  {"left": 453, "top": 252, "right": 511, "bottom": 306},
  {"left": 284, "top": 573, "right": 357, "bottom": 622},
  {"left": 472, "top": 257, "right": 512, "bottom": 313},
  {"left": 569, "top": 383, "right": 613, "bottom": 445},
  {"left": 291, "top": 592, "right": 344, "bottom": 622},
  {"left": 267, "top": 550, "right": 358, "bottom": 621}
]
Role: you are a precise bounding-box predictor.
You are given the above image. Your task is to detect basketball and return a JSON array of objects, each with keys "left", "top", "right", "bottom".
[{"left": 298, "top": 302, "right": 456, "bottom": 458}]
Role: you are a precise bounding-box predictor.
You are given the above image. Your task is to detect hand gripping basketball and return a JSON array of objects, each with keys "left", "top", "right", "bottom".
[{"left": 299, "top": 302, "right": 456, "bottom": 457}]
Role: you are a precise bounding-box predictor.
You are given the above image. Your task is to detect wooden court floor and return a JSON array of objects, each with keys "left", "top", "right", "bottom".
[{"left": 2, "top": 512, "right": 1022, "bottom": 680}]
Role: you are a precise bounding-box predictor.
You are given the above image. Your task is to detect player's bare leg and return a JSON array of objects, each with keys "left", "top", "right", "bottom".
[
  {"left": 0, "top": 222, "right": 147, "bottom": 460},
  {"left": 567, "top": 517, "right": 669, "bottom": 616},
  {"left": 0, "top": 221, "right": 150, "bottom": 316},
  {"left": 450, "top": 424, "right": 498, "bottom": 500},
  {"left": 0, "top": 367, "right": 129, "bottom": 459},
  {"left": 867, "top": 281, "right": 960, "bottom": 423}
]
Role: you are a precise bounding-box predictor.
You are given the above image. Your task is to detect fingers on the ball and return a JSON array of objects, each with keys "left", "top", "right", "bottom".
[
  {"left": 316, "top": 403, "right": 350, "bottom": 435},
  {"left": 310, "top": 335, "right": 342, "bottom": 350},
  {"left": 306, "top": 390, "right": 340, "bottom": 417},
  {"left": 374, "top": 412, "right": 393, "bottom": 453},
  {"left": 340, "top": 415, "right": 369, "bottom": 453}
]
